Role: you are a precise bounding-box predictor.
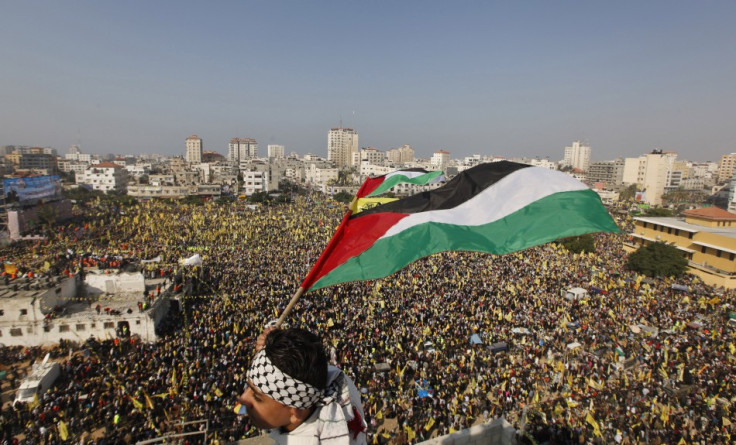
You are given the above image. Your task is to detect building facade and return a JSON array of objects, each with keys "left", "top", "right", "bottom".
[
  {"left": 717, "top": 153, "right": 736, "bottom": 184},
  {"left": 185, "top": 135, "right": 203, "bottom": 164},
  {"left": 386, "top": 145, "right": 415, "bottom": 164},
  {"left": 327, "top": 127, "right": 359, "bottom": 168},
  {"left": 587, "top": 159, "right": 624, "bottom": 189},
  {"left": 626, "top": 207, "right": 736, "bottom": 288},
  {"left": 267, "top": 144, "right": 285, "bottom": 159},
  {"left": 563, "top": 141, "right": 591, "bottom": 172},
  {"left": 431, "top": 150, "right": 450, "bottom": 171},
  {"left": 77, "top": 162, "right": 129, "bottom": 193},
  {"left": 229, "top": 138, "right": 258, "bottom": 163}
]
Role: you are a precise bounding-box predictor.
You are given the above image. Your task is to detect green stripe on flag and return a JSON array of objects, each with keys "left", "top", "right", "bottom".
[{"left": 367, "top": 170, "right": 444, "bottom": 197}]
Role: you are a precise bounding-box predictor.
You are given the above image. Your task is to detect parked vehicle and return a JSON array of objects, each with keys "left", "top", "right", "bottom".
[{"left": 14, "top": 354, "right": 60, "bottom": 405}]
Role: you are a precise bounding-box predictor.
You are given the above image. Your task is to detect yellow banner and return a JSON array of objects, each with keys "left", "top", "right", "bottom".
[{"left": 353, "top": 197, "right": 398, "bottom": 213}]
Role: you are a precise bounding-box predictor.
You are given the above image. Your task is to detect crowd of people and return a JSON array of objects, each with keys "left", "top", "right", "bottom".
[{"left": 0, "top": 195, "right": 734, "bottom": 444}]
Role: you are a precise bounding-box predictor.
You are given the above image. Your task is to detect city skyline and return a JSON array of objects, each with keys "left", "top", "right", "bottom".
[{"left": 2, "top": 1, "right": 735, "bottom": 161}]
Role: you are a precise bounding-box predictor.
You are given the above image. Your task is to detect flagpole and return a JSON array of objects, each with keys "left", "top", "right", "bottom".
[{"left": 274, "top": 190, "right": 364, "bottom": 329}]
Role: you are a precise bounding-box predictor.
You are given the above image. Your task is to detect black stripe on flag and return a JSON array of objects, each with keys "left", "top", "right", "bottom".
[{"left": 354, "top": 161, "right": 531, "bottom": 218}]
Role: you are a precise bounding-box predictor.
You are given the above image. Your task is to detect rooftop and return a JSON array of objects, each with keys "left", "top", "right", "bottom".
[
  {"left": 683, "top": 207, "right": 736, "bottom": 221},
  {"left": 634, "top": 216, "right": 736, "bottom": 239}
]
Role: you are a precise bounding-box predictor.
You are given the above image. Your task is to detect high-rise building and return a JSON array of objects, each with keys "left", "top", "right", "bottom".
[
  {"left": 386, "top": 145, "right": 415, "bottom": 164},
  {"left": 327, "top": 127, "right": 358, "bottom": 168},
  {"left": 562, "top": 141, "right": 591, "bottom": 172},
  {"left": 228, "top": 138, "right": 257, "bottom": 163},
  {"left": 717, "top": 153, "right": 736, "bottom": 184},
  {"left": 267, "top": 144, "right": 285, "bottom": 159},
  {"left": 353, "top": 147, "right": 385, "bottom": 166},
  {"left": 185, "top": 135, "right": 203, "bottom": 164}
]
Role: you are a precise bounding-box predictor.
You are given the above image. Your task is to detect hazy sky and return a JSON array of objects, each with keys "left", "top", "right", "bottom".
[{"left": 2, "top": 1, "right": 735, "bottom": 162}]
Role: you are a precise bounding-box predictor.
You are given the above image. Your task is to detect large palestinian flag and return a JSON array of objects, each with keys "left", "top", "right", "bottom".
[{"left": 301, "top": 161, "right": 619, "bottom": 293}]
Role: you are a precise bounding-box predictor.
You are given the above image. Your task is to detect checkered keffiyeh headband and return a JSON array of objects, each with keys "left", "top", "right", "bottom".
[{"left": 247, "top": 350, "right": 323, "bottom": 409}]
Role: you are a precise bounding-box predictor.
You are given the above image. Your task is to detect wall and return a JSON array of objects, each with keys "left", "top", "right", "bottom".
[{"left": 84, "top": 272, "right": 145, "bottom": 296}]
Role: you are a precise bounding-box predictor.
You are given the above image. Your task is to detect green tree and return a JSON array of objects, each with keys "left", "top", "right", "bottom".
[
  {"left": 249, "top": 191, "right": 271, "bottom": 203},
  {"left": 626, "top": 242, "right": 688, "bottom": 278},
  {"left": 646, "top": 208, "right": 674, "bottom": 217},
  {"left": 620, "top": 184, "right": 637, "bottom": 202},
  {"left": 332, "top": 191, "right": 353, "bottom": 203},
  {"left": 558, "top": 235, "right": 595, "bottom": 254}
]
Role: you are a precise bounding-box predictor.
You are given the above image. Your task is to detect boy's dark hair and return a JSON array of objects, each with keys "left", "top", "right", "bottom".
[{"left": 264, "top": 328, "right": 328, "bottom": 391}]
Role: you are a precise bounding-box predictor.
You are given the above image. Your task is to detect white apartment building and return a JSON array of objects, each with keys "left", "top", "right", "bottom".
[
  {"left": 242, "top": 171, "right": 269, "bottom": 196},
  {"left": 562, "top": 141, "right": 591, "bottom": 171},
  {"left": 77, "top": 162, "right": 129, "bottom": 193},
  {"left": 386, "top": 145, "right": 415, "bottom": 164},
  {"left": 431, "top": 150, "right": 451, "bottom": 171},
  {"left": 359, "top": 163, "right": 392, "bottom": 177},
  {"left": 124, "top": 164, "right": 151, "bottom": 180},
  {"left": 185, "top": 135, "right": 203, "bottom": 164},
  {"left": 327, "top": 127, "right": 358, "bottom": 168},
  {"left": 267, "top": 144, "right": 285, "bottom": 159},
  {"left": 305, "top": 164, "right": 338, "bottom": 186},
  {"left": 621, "top": 151, "right": 674, "bottom": 206}
]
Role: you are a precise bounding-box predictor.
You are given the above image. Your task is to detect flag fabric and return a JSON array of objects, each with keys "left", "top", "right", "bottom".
[
  {"left": 301, "top": 161, "right": 619, "bottom": 293},
  {"left": 359, "top": 168, "right": 444, "bottom": 198}
]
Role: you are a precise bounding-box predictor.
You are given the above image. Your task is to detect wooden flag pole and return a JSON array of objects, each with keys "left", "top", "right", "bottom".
[
  {"left": 274, "top": 194, "right": 362, "bottom": 329},
  {"left": 275, "top": 287, "right": 305, "bottom": 328}
]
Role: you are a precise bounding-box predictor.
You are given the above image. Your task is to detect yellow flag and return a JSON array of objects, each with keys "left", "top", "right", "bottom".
[
  {"left": 376, "top": 410, "right": 383, "bottom": 420},
  {"left": 424, "top": 417, "right": 435, "bottom": 431},
  {"left": 723, "top": 417, "right": 732, "bottom": 426},
  {"left": 586, "top": 412, "right": 602, "bottom": 437},
  {"left": 130, "top": 395, "right": 143, "bottom": 410},
  {"left": 215, "top": 388, "right": 223, "bottom": 397},
  {"left": 353, "top": 197, "right": 398, "bottom": 213},
  {"left": 405, "top": 426, "right": 416, "bottom": 441},
  {"left": 58, "top": 421, "right": 69, "bottom": 441}
]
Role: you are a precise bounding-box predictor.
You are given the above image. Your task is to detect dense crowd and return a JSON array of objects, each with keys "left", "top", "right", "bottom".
[{"left": 0, "top": 195, "right": 734, "bottom": 444}]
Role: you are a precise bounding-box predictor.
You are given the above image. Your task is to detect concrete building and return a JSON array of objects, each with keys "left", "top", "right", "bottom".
[
  {"left": 267, "top": 144, "right": 285, "bottom": 159},
  {"left": 587, "top": 159, "right": 624, "bottom": 189},
  {"left": 386, "top": 145, "right": 415, "bottom": 164},
  {"left": 626, "top": 207, "right": 736, "bottom": 288},
  {"left": 327, "top": 127, "right": 358, "bottom": 168},
  {"left": 242, "top": 171, "right": 269, "bottom": 196},
  {"left": 620, "top": 151, "right": 674, "bottom": 206},
  {"left": 0, "top": 272, "right": 171, "bottom": 346},
  {"left": 228, "top": 138, "right": 258, "bottom": 163},
  {"left": 77, "top": 162, "right": 129, "bottom": 193},
  {"left": 562, "top": 141, "right": 591, "bottom": 172},
  {"left": 185, "top": 135, "right": 203, "bottom": 164},
  {"left": 431, "top": 150, "right": 451, "bottom": 171},
  {"left": 352, "top": 147, "right": 385, "bottom": 166},
  {"left": 717, "top": 153, "right": 736, "bottom": 184},
  {"left": 127, "top": 184, "right": 221, "bottom": 199},
  {"left": 305, "top": 163, "right": 339, "bottom": 187}
]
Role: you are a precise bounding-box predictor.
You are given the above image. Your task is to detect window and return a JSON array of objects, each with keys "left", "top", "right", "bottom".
[
  {"left": 90, "top": 323, "right": 96, "bottom": 328},
  {"left": 667, "top": 227, "right": 672, "bottom": 234},
  {"left": 59, "top": 325, "right": 70, "bottom": 332},
  {"left": 730, "top": 253, "right": 735, "bottom": 261},
  {"left": 43, "top": 325, "right": 52, "bottom": 332},
  {"left": 76, "top": 324, "right": 86, "bottom": 331},
  {"left": 717, "top": 250, "right": 722, "bottom": 258},
  {"left": 10, "top": 328, "right": 22, "bottom": 337},
  {"left": 689, "top": 232, "right": 694, "bottom": 239},
  {"left": 104, "top": 322, "right": 114, "bottom": 329},
  {"left": 0, "top": 309, "right": 4, "bottom": 316},
  {"left": 136, "top": 320, "right": 141, "bottom": 325},
  {"left": 675, "top": 230, "right": 680, "bottom": 236},
  {"left": 20, "top": 309, "right": 28, "bottom": 315},
  {"left": 701, "top": 246, "right": 707, "bottom": 253}
]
